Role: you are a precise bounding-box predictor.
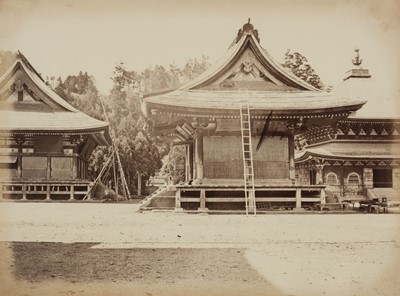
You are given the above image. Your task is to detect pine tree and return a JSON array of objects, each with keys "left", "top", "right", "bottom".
[{"left": 282, "top": 50, "right": 323, "bottom": 90}]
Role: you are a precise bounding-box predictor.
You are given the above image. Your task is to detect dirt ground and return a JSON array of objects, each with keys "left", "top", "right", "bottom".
[{"left": 0, "top": 202, "right": 399, "bottom": 296}]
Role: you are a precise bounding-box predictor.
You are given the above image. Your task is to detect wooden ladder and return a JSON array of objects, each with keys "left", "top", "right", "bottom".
[{"left": 240, "top": 104, "right": 256, "bottom": 215}]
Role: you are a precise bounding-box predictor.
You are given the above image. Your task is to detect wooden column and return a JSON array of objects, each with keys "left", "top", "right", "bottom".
[
  {"left": 72, "top": 157, "right": 77, "bottom": 179},
  {"left": 22, "top": 184, "right": 27, "bottom": 200},
  {"left": 17, "top": 155, "right": 22, "bottom": 178},
  {"left": 47, "top": 156, "right": 51, "bottom": 179},
  {"left": 70, "top": 185, "right": 74, "bottom": 200},
  {"left": 320, "top": 189, "right": 326, "bottom": 204},
  {"left": 288, "top": 128, "right": 296, "bottom": 183},
  {"left": 16, "top": 136, "right": 25, "bottom": 179},
  {"left": 295, "top": 188, "right": 302, "bottom": 209},
  {"left": 188, "top": 143, "right": 194, "bottom": 180},
  {"left": 185, "top": 145, "right": 190, "bottom": 182},
  {"left": 46, "top": 185, "right": 51, "bottom": 200},
  {"left": 199, "top": 189, "right": 207, "bottom": 211},
  {"left": 175, "top": 189, "right": 181, "bottom": 209},
  {"left": 340, "top": 164, "right": 345, "bottom": 196},
  {"left": 195, "top": 131, "right": 204, "bottom": 181},
  {"left": 86, "top": 184, "right": 92, "bottom": 200}
]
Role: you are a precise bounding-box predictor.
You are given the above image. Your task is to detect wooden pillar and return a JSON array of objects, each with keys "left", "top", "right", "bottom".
[
  {"left": 185, "top": 145, "right": 190, "bottom": 182},
  {"left": 189, "top": 143, "right": 194, "bottom": 180},
  {"left": 340, "top": 164, "right": 345, "bottom": 196},
  {"left": 22, "top": 184, "right": 27, "bottom": 200},
  {"left": 47, "top": 156, "right": 51, "bottom": 179},
  {"left": 195, "top": 131, "right": 204, "bottom": 181},
  {"left": 199, "top": 189, "right": 207, "bottom": 211},
  {"left": 17, "top": 155, "right": 22, "bottom": 178},
  {"left": 77, "top": 158, "right": 81, "bottom": 179},
  {"left": 84, "top": 160, "right": 88, "bottom": 180},
  {"left": 72, "top": 157, "right": 77, "bottom": 179},
  {"left": 46, "top": 185, "right": 51, "bottom": 200},
  {"left": 69, "top": 185, "right": 74, "bottom": 200},
  {"left": 86, "top": 184, "right": 92, "bottom": 200},
  {"left": 16, "top": 138, "right": 24, "bottom": 179},
  {"left": 288, "top": 128, "right": 296, "bottom": 183},
  {"left": 175, "top": 189, "right": 181, "bottom": 209},
  {"left": 320, "top": 189, "right": 326, "bottom": 204},
  {"left": 295, "top": 188, "right": 302, "bottom": 209},
  {"left": 0, "top": 183, "right": 3, "bottom": 200}
]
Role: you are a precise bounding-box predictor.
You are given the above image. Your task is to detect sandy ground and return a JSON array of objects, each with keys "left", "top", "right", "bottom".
[{"left": 0, "top": 202, "right": 399, "bottom": 296}]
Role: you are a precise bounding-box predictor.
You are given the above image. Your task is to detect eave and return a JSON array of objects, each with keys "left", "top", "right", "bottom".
[{"left": 295, "top": 140, "right": 400, "bottom": 162}]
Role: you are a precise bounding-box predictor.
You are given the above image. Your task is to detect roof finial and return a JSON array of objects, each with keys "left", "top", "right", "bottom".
[
  {"left": 231, "top": 18, "right": 260, "bottom": 45},
  {"left": 352, "top": 47, "right": 362, "bottom": 66}
]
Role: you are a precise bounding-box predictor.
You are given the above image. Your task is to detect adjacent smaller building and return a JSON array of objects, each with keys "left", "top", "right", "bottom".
[
  {"left": 0, "top": 53, "right": 111, "bottom": 200},
  {"left": 296, "top": 52, "right": 400, "bottom": 202}
]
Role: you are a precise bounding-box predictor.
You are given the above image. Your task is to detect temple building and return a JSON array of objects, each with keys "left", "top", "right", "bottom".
[
  {"left": 140, "top": 21, "right": 365, "bottom": 212},
  {"left": 0, "top": 53, "right": 111, "bottom": 200},
  {"left": 295, "top": 49, "right": 400, "bottom": 202}
]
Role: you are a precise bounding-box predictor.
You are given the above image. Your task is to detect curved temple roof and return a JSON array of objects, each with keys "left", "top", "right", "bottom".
[
  {"left": 295, "top": 140, "right": 400, "bottom": 162},
  {"left": 0, "top": 52, "right": 111, "bottom": 145},
  {"left": 143, "top": 21, "right": 366, "bottom": 119}
]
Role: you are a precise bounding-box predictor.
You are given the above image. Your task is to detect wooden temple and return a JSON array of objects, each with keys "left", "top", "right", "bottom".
[
  {"left": 0, "top": 53, "right": 111, "bottom": 200},
  {"left": 296, "top": 49, "right": 400, "bottom": 203},
  {"left": 141, "top": 21, "right": 365, "bottom": 212}
]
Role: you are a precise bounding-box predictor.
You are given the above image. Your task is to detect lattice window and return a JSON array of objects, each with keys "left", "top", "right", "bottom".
[
  {"left": 326, "top": 172, "right": 338, "bottom": 185},
  {"left": 347, "top": 172, "right": 361, "bottom": 185}
]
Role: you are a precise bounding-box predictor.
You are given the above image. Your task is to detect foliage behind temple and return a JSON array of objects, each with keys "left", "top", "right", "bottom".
[{"left": 51, "top": 56, "right": 210, "bottom": 195}]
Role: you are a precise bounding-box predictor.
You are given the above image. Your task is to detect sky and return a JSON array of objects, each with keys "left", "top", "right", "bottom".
[{"left": 0, "top": 0, "right": 399, "bottom": 97}]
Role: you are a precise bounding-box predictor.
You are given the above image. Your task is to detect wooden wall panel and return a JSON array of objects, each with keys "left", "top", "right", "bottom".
[
  {"left": 0, "top": 168, "right": 18, "bottom": 179},
  {"left": 203, "top": 136, "right": 289, "bottom": 179},
  {"left": 51, "top": 157, "right": 73, "bottom": 179},
  {"left": 22, "top": 156, "right": 47, "bottom": 179}
]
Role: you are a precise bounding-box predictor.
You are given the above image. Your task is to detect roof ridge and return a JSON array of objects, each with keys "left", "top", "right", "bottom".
[{"left": 174, "top": 23, "right": 321, "bottom": 92}]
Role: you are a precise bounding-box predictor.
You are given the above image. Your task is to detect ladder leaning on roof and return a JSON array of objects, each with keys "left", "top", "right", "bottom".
[{"left": 239, "top": 104, "right": 256, "bottom": 216}]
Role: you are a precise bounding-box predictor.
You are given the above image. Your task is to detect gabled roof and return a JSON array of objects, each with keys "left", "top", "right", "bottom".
[
  {"left": 180, "top": 21, "right": 319, "bottom": 91},
  {"left": 0, "top": 52, "right": 111, "bottom": 144},
  {"left": 143, "top": 21, "right": 365, "bottom": 120}
]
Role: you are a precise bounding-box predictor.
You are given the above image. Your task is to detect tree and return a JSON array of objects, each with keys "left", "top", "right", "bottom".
[
  {"left": 53, "top": 72, "right": 104, "bottom": 120},
  {"left": 282, "top": 50, "right": 323, "bottom": 90},
  {"left": 161, "top": 146, "right": 186, "bottom": 184},
  {"left": 181, "top": 55, "right": 210, "bottom": 83},
  {"left": 51, "top": 56, "right": 210, "bottom": 195},
  {"left": 105, "top": 62, "right": 162, "bottom": 196}
]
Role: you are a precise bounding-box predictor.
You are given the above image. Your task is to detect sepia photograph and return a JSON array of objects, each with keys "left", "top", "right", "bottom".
[{"left": 0, "top": 0, "right": 399, "bottom": 295}]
